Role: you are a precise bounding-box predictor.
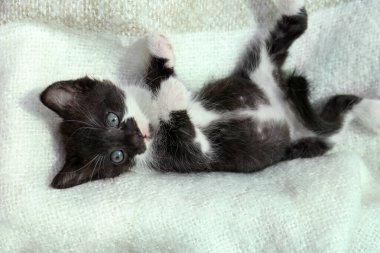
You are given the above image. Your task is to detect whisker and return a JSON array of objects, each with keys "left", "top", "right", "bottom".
[
  {"left": 61, "top": 155, "right": 99, "bottom": 174},
  {"left": 69, "top": 126, "right": 100, "bottom": 138},
  {"left": 90, "top": 155, "right": 102, "bottom": 182},
  {"left": 100, "top": 155, "right": 107, "bottom": 177},
  {"left": 146, "top": 75, "right": 168, "bottom": 87},
  {"left": 75, "top": 104, "right": 104, "bottom": 128},
  {"left": 63, "top": 119, "right": 94, "bottom": 128}
]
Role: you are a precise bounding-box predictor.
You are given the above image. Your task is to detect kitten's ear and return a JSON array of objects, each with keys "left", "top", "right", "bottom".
[
  {"left": 51, "top": 156, "right": 94, "bottom": 189},
  {"left": 40, "top": 77, "right": 96, "bottom": 118}
]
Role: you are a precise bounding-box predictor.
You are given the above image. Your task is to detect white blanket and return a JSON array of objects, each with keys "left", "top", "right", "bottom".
[
  {"left": 1, "top": 1, "right": 380, "bottom": 252},
  {"left": 0, "top": 0, "right": 348, "bottom": 36}
]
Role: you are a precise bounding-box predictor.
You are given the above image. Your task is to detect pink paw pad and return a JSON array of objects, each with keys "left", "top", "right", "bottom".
[{"left": 148, "top": 33, "right": 174, "bottom": 68}]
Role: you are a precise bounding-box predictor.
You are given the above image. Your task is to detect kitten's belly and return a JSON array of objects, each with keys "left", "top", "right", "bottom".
[
  {"left": 188, "top": 100, "right": 221, "bottom": 128},
  {"left": 188, "top": 97, "right": 289, "bottom": 138},
  {"left": 188, "top": 98, "right": 313, "bottom": 143},
  {"left": 239, "top": 100, "right": 315, "bottom": 141}
]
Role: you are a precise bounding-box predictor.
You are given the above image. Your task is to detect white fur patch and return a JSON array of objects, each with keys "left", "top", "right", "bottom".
[
  {"left": 122, "top": 84, "right": 156, "bottom": 138},
  {"left": 157, "top": 77, "right": 189, "bottom": 121},
  {"left": 147, "top": 33, "right": 174, "bottom": 68},
  {"left": 284, "top": 104, "right": 316, "bottom": 141},
  {"left": 194, "top": 128, "right": 211, "bottom": 154},
  {"left": 188, "top": 101, "right": 221, "bottom": 128},
  {"left": 250, "top": 48, "right": 281, "bottom": 108},
  {"left": 239, "top": 106, "right": 284, "bottom": 123},
  {"left": 249, "top": 47, "right": 314, "bottom": 141},
  {"left": 248, "top": 49, "right": 286, "bottom": 122},
  {"left": 277, "top": 0, "right": 305, "bottom": 16}
]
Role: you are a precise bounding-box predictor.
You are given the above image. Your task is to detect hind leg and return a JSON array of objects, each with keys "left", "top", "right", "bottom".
[
  {"left": 320, "top": 95, "right": 380, "bottom": 143},
  {"left": 283, "top": 96, "right": 380, "bottom": 161},
  {"left": 320, "top": 95, "right": 362, "bottom": 123},
  {"left": 234, "top": 0, "right": 307, "bottom": 77},
  {"left": 284, "top": 92, "right": 380, "bottom": 160},
  {"left": 284, "top": 75, "right": 367, "bottom": 137},
  {"left": 284, "top": 137, "right": 331, "bottom": 160}
]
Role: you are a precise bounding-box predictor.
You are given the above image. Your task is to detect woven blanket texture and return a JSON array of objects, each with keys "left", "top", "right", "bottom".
[
  {"left": 1, "top": 0, "right": 350, "bottom": 35},
  {"left": 0, "top": 0, "right": 380, "bottom": 252}
]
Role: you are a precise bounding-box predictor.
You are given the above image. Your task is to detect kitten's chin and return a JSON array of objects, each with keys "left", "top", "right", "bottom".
[
  {"left": 135, "top": 142, "right": 147, "bottom": 155},
  {"left": 142, "top": 138, "right": 153, "bottom": 151}
]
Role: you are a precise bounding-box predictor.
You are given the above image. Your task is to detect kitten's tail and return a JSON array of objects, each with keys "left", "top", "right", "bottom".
[{"left": 286, "top": 74, "right": 380, "bottom": 138}]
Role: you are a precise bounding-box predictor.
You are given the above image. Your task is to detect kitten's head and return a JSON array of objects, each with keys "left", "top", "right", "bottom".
[{"left": 41, "top": 77, "right": 148, "bottom": 189}]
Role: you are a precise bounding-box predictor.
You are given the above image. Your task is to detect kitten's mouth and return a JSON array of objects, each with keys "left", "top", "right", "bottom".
[{"left": 141, "top": 123, "right": 154, "bottom": 140}]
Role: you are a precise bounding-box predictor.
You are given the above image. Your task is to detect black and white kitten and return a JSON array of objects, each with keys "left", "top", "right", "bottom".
[{"left": 41, "top": 0, "right": 380, "bottom": 189}]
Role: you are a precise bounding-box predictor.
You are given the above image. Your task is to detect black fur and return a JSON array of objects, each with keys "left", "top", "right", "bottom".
[
  {"left": 145, "top": 56, "right": 174, "bottom": 93},
  {"left": 285, "top": 74, "right": 361, "bottom": 135},
  {"left": 206, "top": 119, "right": 290, "bottom": 172},
  {"left": 41, "top": 77, "right": 145, "bottom": 188},
  {"left": 284, "top": 137, "right": 330, "bottom": 160},
  {"left": 233, "top": 42, "right": 261, "bottom": 79},
  {"left": 41, "top": 4, "right": 369, "bottom": 189},
  {"left": 196, "top": 75, "right": 269, "bottom": 112},
  {"left": 267, "top": 8, "right": 308, "bottom": 66},
  {"left": 320, "top": 95, "right": 362, "bottom": 123},
  {"left": 151, "top": 111, "right": 210, "bottom": 172}
]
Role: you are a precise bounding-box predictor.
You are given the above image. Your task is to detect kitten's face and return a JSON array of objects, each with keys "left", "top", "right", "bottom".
[{"left": 41, "top": 77, "right": 147, "bottom": 189}]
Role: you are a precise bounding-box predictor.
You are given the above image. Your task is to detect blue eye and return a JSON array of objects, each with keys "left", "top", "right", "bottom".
[
  {"left": 110, "top": 150, "right": 125, "bottom": 164},
  {"left": 106, "top": 112, "right": 119, "bottom": 127}
]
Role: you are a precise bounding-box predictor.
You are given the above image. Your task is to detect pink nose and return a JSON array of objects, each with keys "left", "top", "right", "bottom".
[{"left": 137, "top": 124, "right": 151, "bottom": 139}]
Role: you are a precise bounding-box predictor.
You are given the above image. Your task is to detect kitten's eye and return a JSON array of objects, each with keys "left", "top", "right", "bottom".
[
  {"left": 110, "top": 150, "right": 125, "bottom": 164},
  {"left": 106, "top": 112, "right": 119, "bottom": 127}
]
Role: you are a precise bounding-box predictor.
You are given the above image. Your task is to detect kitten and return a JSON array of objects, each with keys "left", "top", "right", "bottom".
[{"left": 40, "top": 0, "right": 380, "bottom": 189}]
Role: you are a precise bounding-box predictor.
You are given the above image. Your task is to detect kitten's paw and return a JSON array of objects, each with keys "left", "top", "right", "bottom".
[
  {"left": 354, "top": 99, "right": 380, "bottom": 135},
  {"left": 277, "top": 0, "right": 305, "bottom": 16},
  {"left": 157, "top": 77, "right": 189, "bottom": 121},
  {"left": 147, "top": 33, "right": 174, "bottom": 68}
]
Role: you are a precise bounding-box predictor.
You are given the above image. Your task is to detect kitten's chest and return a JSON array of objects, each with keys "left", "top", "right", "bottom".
[
  {"left": 250, "top": 49, "right": 286, "bottom": 115},
  {"left": 248, "top": 50, "right": 313, "bottom": 140}
]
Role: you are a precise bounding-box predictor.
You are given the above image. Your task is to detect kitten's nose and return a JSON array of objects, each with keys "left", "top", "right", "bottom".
[
  {"left": 122, "top": 118, "right": 146, "bottom": 154},
  {"left": 123, "top": 118, "right": 151, "bottom": 140},
  {"left": 143, "top": 124, "right": 153, "bottom": 139},
  {"left": 125, "top": 132, "right": 146, "bottom": 154}
]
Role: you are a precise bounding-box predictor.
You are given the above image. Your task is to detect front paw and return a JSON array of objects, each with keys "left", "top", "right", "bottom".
[
  {"left": 147, "top": 33, "right": 175, "bottom": 68},
  {"left": 277, "top": 0, "right": 305, "bottom": 16},
  {"left": 157, "top": 77, "right": 189, "bottom": 121}
]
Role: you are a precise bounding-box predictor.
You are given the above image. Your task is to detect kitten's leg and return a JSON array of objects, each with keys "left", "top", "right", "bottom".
[
  {"left": 266, "top": 0, "right": 307, "bottom": 66},
  {"left": 284, "top": 94, "right": 364, "bottom": 161},
  {"left": 321, "top": 96, "right": 380, "bottom": 142},
  {"left": 151, "top": 77, "right": 212, "bottom": 172},
  {"left": 144, "top": 33, "right": 175, "bottom": 93},
  {"left": 286, "top": 73, "right": 380, "bottom": 140},
  {"left": 284, "top": 137, "right": 330, "bottom": 160},
  {"left": 234, "top": 0, "right": 307, "bottom": 77},
  {"left": 292, "top": 89, "right": 380, "bottom": 138},
  {"left": 284, "top": 74, "right": 355, "bottom": 135}
]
